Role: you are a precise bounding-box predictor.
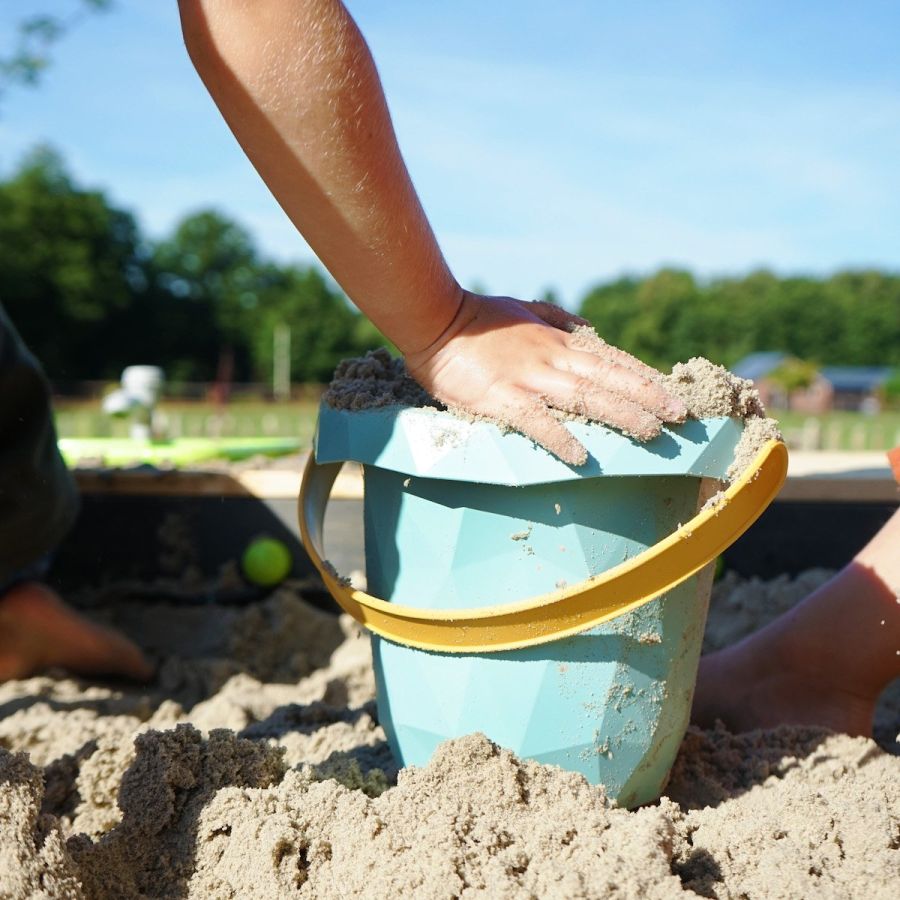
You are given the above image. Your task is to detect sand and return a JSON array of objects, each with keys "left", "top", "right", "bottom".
[
  {"left": 1, "top": 573, "right": 898, "bottom": 899},
  {"left": 323, "top": 349, "right": 432, "bottom": 412},
  {"left": 662, "top": 357, "right": 782, "bottom": 481}
]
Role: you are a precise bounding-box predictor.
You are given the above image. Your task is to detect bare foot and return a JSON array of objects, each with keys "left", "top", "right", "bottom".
[
  {"left": 693, "top": 534, "right": 900, "bottom": 739},
  {"left": 692, "top": 632, "right": 877, "bottom": 737},
  {"left": 694, "top": 507, "right": 900, "bottom": 737},
  {"left": 0, "top": 581, "right": 154, "bottom": 682}
]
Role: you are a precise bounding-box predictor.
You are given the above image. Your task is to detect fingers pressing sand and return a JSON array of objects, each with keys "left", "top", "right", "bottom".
[
  {"left": 401, "top": 294, "right": 687, "bottom": 463},
  {"left": 329, "top": 298, "right": 780, "bottom": 471},
  {"left": 534, "top": 367, "right": 663, "bottom": 443},
  {"left": 554, "top": 351, "right": 686, "bottom": 425},
  {"left": 569, "top": 325, "right": 671, "bottom": 385},
  {"left": 463, "top": 388, "right": 591, "bottom": 467}
]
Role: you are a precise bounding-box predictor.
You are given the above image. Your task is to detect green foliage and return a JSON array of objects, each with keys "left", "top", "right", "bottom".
[
  {"left": 252, "top": 266, "right": 362, "bottom": 383},
  {"left": 884, "top": 369, "right": 900, "bottom": 402},
  {"left": 580, "top": 270, "right": 702, "bottom": 369},
  {"left": 3, "top": 145, "right": 898, "bottom": 387},
  {"left": 0, "top": 147, "right": 391, "bottom": 385},
  {"left": 578, "top": 267, "right": 900, "bottom": 370},
  {"left": 150, "top": 211, "right": 265, "bottom": 380},
  {"left": 538, "top": 287, "right": 561, "bottom": 306},
  {"left": 0, "top": 146, "right": 141, "bottom": 378},
  {"left": 578, "top": 276, "right": 639, "bottom": 348},
  {"left": 768, "top": 358, "right": 820, "bottom": 392},
  {"left": 0, "top": 1, "right": 113, "bottom": 99}
]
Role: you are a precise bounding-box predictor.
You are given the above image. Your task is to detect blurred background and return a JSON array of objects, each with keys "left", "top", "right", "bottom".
[{"left": 1, "top": 0, "right": 898, "bottom": 453}]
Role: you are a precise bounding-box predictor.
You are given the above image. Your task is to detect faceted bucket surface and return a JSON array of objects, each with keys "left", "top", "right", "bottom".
[
  {"left": 314, "top": 405, "right": 742, "bottom": 807},
  {"left": 366, "top": 470, "right": 709, "bottom": 808}
]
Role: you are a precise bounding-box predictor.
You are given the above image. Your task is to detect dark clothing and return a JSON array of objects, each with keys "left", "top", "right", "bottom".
[{"left": 0, "top": 304, "right": 78, "bottom": 587}]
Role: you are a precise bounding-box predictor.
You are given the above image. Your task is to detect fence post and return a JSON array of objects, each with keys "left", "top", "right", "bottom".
[{"left": 273, "top": 323, "right": 291, "bottom": 401}]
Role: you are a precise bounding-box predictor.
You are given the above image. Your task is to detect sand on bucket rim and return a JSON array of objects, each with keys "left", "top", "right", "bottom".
[{"left": 324, "top": 339, "right": 783, "bottom": 483}]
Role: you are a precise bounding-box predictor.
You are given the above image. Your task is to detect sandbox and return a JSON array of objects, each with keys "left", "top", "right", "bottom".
[{"left": 1, "top": 456, "right": 897, "bottom": 898}]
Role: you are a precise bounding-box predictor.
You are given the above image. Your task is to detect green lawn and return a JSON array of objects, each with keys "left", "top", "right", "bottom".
[
  {"left": 771, "top": 409, "right": 900, "bottom": 451},
  {"left": 54, "top": 399, "right": 321, "bottom": 447}
]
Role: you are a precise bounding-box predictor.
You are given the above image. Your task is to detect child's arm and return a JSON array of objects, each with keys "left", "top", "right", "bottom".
[{"left": 178, "top": 0, "right": 685, "bottom": 464}]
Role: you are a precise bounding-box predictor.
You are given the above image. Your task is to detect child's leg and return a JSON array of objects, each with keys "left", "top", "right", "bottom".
[{"left": 692, "top": 507, "right": 900, "bottom": 736}]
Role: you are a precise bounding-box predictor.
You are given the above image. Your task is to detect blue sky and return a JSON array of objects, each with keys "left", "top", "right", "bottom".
[{"left": 1, "top": 1, "right": 898, "bottom": 307}]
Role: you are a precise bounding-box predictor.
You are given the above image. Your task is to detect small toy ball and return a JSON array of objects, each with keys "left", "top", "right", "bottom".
[{"left": 242, "top": 536, "right": 292, "bottom": 586}]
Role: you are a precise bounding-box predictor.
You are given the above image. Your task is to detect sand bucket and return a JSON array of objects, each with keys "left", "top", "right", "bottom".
[{"left": 301, "top": 405, "right": 787, "bottom": 808}]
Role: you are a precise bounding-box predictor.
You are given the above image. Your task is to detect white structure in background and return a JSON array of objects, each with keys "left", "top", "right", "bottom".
[{"left": 102, "top": 366, "right": 165, "bottom": 441}]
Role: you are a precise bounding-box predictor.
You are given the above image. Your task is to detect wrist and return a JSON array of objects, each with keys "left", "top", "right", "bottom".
[{"left": 395, "top": 283, "right": 472, "bottom": 359}]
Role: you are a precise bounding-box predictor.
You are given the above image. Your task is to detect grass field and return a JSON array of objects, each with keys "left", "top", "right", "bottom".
[
  {"left": 53, "top": 400, "right": 900, "bottom": 453},
  {"left": 54, "top": 400, "right": 321, "bottom": 447},
  {"left": 772, "top": 409, "right": 900, "bottom": 451}
]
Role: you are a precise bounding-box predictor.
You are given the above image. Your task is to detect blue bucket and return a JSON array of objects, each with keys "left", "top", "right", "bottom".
[{"left": 312, "top": 404, "right": 746, "bottom": 807}]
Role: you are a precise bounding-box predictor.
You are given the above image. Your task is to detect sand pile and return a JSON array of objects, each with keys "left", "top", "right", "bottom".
[
  {"left": 662, "top": 357, "right": 782, "bottom": 480},
  {"left": 1, "top": 573, "right": 898, "bottom": 898},
  {"left": 323, "top": 350, "right": 432, "bottom": 412}
]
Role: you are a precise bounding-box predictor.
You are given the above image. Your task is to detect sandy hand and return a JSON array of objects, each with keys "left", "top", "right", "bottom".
[{"left": 404, "top": 293, "right": 687, "bottom": 466}]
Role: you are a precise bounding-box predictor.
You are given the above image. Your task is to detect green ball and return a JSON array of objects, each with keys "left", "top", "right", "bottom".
[{"left": 242, "top": 537, "right": 292, "bottom": 586}]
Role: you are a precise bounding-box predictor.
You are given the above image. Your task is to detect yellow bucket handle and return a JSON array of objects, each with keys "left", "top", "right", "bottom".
[{"left": 298, "top": 440, "right": 788, "bottom": 653}]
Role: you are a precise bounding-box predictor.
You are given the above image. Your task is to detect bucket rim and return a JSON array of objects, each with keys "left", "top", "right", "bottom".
[{"left": 315, "top": 404, "right": 745, "bottom": 486}]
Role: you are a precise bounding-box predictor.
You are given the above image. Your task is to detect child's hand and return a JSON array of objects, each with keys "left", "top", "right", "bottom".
[{"left": 405, "top": 293, "right": 687, "bottom": 466}]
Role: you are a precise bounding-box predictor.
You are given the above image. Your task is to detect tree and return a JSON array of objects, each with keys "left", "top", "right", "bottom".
[
  {"left": 538, "top": 287, "right": 561, "bottom": 306},
  {"left": 703, "top": 269, "right": 780, "bottom": 365},
  {"left": 578, "top": 276, "right": 640, "bottom": 349},
  {"left": 577, "top": 267, "right": 900, "bottom": 371},
  {"left": 624, "top": 269, "right": 699, "bottom": 368},
  {"left": 579, "top": 270, "right": 701, "bottom": 370},
  {"left": 6, "top": 145, "right": 896, "bottom": 386},
  {"left": 768, "top": 358, "right": 820, "bottom": 392},
  {"left": 0, "top": 146, "right": 142, "bottom": 378},
  {"left": 883, "top": 369, "right": 900, "bottom": 406},
  {"left": 0, "top": 1, "right": 113, "bottom": 102},
  {"left": 826, "top": 271, "right": 900, "bottom": 367},
  {"left": 151, "top": 209, "right": 385, "bottom": 385},
  {"left": 151, "top": 210, "right": 276, "bottom": 382}
]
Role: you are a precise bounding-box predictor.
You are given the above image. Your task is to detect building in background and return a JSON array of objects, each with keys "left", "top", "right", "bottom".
[{"left": 732, "top": 353, "right": 892, "bottom": 413}]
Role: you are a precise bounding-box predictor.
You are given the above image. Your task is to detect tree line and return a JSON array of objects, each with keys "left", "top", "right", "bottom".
[
  {"left": 2, "top": 147, "right": 898, "bottom": 387},
  {"left": 0, "top": 147, "right": 389, "bottom": 385},
  {"left": 580, "top": 268, "right": 900, "bottom": 372}
]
